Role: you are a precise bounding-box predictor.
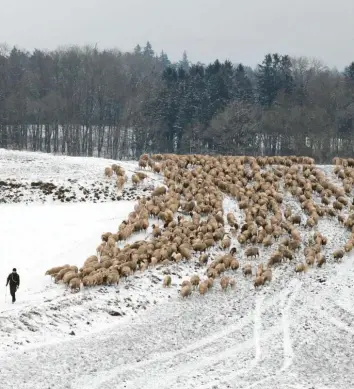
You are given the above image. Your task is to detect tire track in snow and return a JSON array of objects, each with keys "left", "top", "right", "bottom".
[
  {"left": 199, "top": 279, "right": 302, "bottom": 389},
  {"left": 73, "top": 281, "right": 300, "bottom": 389},
  {"left": 132, "top": 294, "right": 266, "bottom": 389},
  {"left": 280, "top": 280, "right": 301, "bottom": 371}
]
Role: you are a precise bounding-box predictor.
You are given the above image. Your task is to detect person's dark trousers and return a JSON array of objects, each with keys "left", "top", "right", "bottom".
[{"left": 10, "top": 286, "right": 16, "bottom": 303}]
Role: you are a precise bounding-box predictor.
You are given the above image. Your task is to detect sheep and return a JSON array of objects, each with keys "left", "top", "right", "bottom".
[
  {"left": 254, "top": 276, "right": 265, "bottom": 288},
  {"left": 220, "top": 276, "right": 230, "bottom": 290},
  {"left": 152, "top": 186, "right": 167, "bottom": 197},
  {"left": 290, "top": 215, "right": 301, "bottom": 225},
  {"left": 262, "top": 269, "right": 272, "bottom": 283},
  {"left": 226, "top": 213, "right": 237, "bottom": 227},
  {"left": 181, "top": 280, "right": 192, "bottom": 288},
  {"left": 55, "top": 266, "right": 78, "bottom": 283},
  {"left": 163, "top": 275, "right": 172, "bottom": 287},
  {"left": 282, "top": 248, "right": 293, "bottom": 261},
  {"left": 242, "top": 264, "right": 252, "bottom": 276},
  {"left": 199, "top": 281, "right": 208, "bottom": 295},
  {"left": 45, "top": 265, "right": 70, "bottom": 277},
  {"left": 117, "top": 176, "right": 125, "bottom": 191},
  {"left": 120, "top": 266, "right": 132, "bottom": 277},
  {"left": 199, "top": 253, "right": 209, "bottom": 264},
  {"left": 104, "top": 167, "right": 113, "bottom": 177},
  {"left": 344, "top": 242, "right": 353, "bottom": 252},
  {"left": 207, "top": 268, "right": 218, "bottom": 278},
  {"left": 107, "top": 272, "right": 120, "bottom": 285},
  {"left": 180, "top": 285, "right": 192, "bottom": 298},
  {"left": 206, "top": 277, "right": 214, "bottom": 288},
  {"left": 82, "top": 275, "right": 95, "bottom": 287},
  {"left": 138, "top": 159, "right": 147, "bottom": 169},
  {"left": 316, "top": 254, "right": 326, "bottom": 267},
  {"left": 333, "top": 249, "right": 345, "bottom": 260},
  {"left": 50, "top": 153, "right": 347, "bottom": 295},
  {"left": 256, "top": 263, "right": 264, "bottom": 277},
  {"left": 63, "top": 271, "right": 78, "bottom": 285},
  {"left": 190, "top": 275, "right": 200, "bottom": 288},
  {"left": 268, "top": 251, "right": 282, "bottom": 267},
  {"left": 244, "top": 247, "right": 259, "bottom": 259},
  {"left": 82, "top": 266, "right": 95, "bottom": 277},
  {"left": 295, "top": 263, "right": 308, "bottom": 273},
  {"left": 215, "top": 263, "right": 226, "bottom": 275},
  {"left": 230, "top": 259, "right": 239, "bottom": 270},
  {"left": 69, "top": 278, "right": 81, "bottom": 292},
  {"left": 152, "top": 225, "right": 162, "bottom": 238},
  {"left": 132, "top": 174, "right": 140, "bottom": 186},
  {"left": 306, "top": 256, "right": 315, "bottom": 266},
  {"left": 179, "top": 246, "right": 191, "bottom": 260}
]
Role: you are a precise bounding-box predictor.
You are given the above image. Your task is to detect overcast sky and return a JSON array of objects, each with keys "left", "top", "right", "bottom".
[{"left": 1, "top": 0, "right": 353, "bottom": 69}]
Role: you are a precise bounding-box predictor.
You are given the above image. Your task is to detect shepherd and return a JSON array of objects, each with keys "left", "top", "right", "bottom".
[{"left": 6, "top": 268, "right": 20, "bottom": 304}]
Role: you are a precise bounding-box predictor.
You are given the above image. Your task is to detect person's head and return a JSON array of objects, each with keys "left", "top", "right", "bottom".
[{"left": 12, "top": 268, "right": 17, "bottom": 273}]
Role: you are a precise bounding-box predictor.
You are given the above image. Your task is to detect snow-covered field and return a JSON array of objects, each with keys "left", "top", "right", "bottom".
[{"left": 0, "top": 149, "right": 354, "bottom": 389}]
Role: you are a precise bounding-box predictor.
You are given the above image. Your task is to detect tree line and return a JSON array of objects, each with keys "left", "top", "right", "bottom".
[{"left": 0, "top": 42, "right": 354, "bottom": 162}]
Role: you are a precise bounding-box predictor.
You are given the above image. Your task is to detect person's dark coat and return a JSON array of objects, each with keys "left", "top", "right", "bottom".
[{"left": 6, "top": 272, "right": 20, "bottom": 303}]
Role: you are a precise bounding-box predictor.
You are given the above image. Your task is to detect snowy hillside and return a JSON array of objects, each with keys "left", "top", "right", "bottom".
[{"left": 0, "top": 149, "right": 354, "bottom": 389}]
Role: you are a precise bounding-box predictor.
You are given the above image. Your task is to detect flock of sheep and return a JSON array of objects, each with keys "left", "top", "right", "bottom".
[{"left": 45, "top": 153, "right": 354, "bottom": 298}]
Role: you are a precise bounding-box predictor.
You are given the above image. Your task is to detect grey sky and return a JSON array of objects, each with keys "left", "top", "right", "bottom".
[{"left": 1, "top": 0, "right": 353, "bottom": 69}]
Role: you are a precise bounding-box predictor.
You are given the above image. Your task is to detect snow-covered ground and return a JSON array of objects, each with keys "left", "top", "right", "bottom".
[{"left": 0, "top": 149, "right": 354, "bottom": 389}]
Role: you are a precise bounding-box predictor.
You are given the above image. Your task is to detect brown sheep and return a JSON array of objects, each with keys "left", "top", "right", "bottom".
[
  {"left": 256, "top": 263, "right": 264, "bottom": 277},
  {"left": 220, "top": 276, "right": 230, "bottom": 290},
  {"left": 190, "top": 275, "right": 201, "bottom": 288},
  {"left": 199, "top": 253, "right": 209, "bottom": 264},
  {"left": 344, "top": 242, "right": 353, "bottom": 252},
  {"left": 333, "top": 249, "right": 345, "bottom": 260},
  {"left": 290, "top": 215, "right": 301, "bottom": 225},
  {"left": 262, "top": 269, "right": 272, "bottom": 283},
  {"left": 295, "top": 263, "right": 308, "bottom": 273},
  {"left": 63, "top": 271, "right": 78, "bottom": 285},
  {"left": 152, "top": 225, "right": 162, "bottom": 238},
  {"left": 316, "top": 254, "right": 326, "bottom": 267},
  {"left": 117, "top": 176, "right": 125, "bottom": 191},
  {"left": 104, "top": 167, "right": 113, "bottom": 177},
  {"left": 45, "top": 265, "right": 70, "bottom": 277},
  {"left": 226, "top": 213, "right": 237, "bottom": 227},
  {"left": 107, "top": 272, "right": 120, "bottom": 285},
  {"left": 207, "top": 268, "right": 218, "bottom": 278},
  {"left": 268, "top": 251, "right": 282, "bottom": 267},
  {"left": 254, "top": 276, "right": 265, "bottom": 288},
  {"left": 69, "top": 278, "right": 81, "bottom": 292},
  {"left": 207, "top": 278, "right": 214, "bottom": 288},
  {"left": 220, "top": 236, "right": 231, "bottom": 250},
  {"left": 282, "top": 248, "right": 293, "bottom": 261},
  {"left": 215, "top": 263, "right": 226, "bottom": 275},
  {"left": 180, "top": 285, "right": 192, "bottom": 298},
  {"left": 242, "top": 264, "right": 252, "bottom": 277},
  {"left": 120, "top": 266, "right": 132, "bottom": 277},
  {"left": 199, "top": 281, "right": 208, "bottom": 295},
  {"left": 306, "top": 256, "right": 315, "bottom": 266},
  {"left": 244, "top": 247, "right": 259, "bottom": 259},
  {"left": 152, "top": 186, "right": 167, "bottom": 197},
  {"left": 82, "top": 275, "right": 95, "bottom": 287},
  {"left": 230, "top": 259, "right": 239, "bottom": 271},
  {"left": 179, "top": 246, "right": 191, "bottom": 260},
  {"left": 181, "top": 280, "right": 192, "bottom": 288},
  {"left": 132, "top": 174, "right": 140, "bottom": 186}
]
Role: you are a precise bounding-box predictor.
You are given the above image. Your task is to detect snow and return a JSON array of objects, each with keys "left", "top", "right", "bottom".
[{"left": 0, "top": 149, "right": 354, "bottom": 389}]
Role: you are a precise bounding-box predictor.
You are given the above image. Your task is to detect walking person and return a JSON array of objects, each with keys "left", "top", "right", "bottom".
[{"left": 6, "top": 268, "right": 20, "bottom": 304}]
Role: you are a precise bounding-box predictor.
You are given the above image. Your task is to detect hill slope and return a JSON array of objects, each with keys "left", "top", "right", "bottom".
[{"left": 0, "top": 149, "right": 353, "bottom": 389}]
